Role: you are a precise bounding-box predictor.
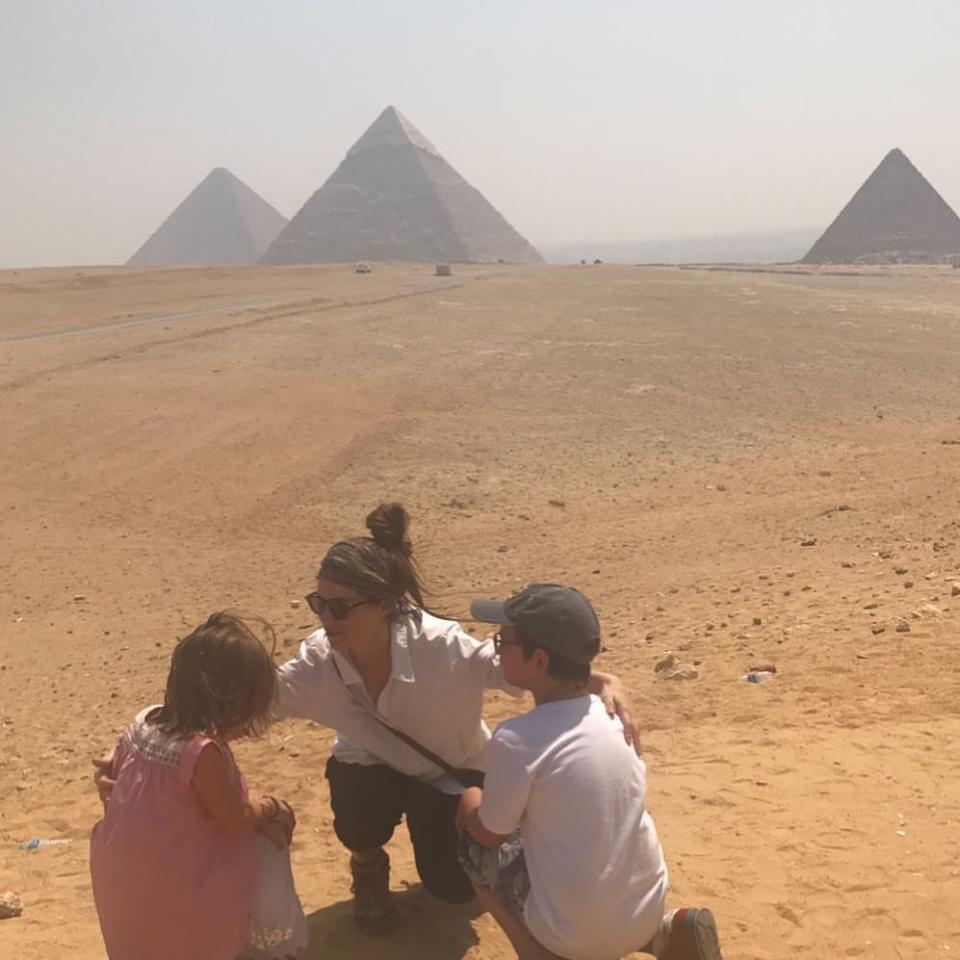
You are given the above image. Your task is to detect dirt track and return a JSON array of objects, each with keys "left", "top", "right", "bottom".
[{"left": 1, "top": 262, "right": 959, "bottom": 959}]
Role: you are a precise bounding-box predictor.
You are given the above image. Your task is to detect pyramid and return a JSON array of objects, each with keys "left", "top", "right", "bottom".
[
  {"left": 803, "top": 148, "right": 960, "bottom": 264},
  {"left": 127, "top": 167, "right": 288, "bottom": 267},
  {"left": 261, "top": 106, "right": 542, "bottom": 265}
]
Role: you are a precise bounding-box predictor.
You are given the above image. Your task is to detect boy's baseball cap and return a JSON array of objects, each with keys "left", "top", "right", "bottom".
[{"left": 470, "top": 583, "right": 601, "bottom": 664}]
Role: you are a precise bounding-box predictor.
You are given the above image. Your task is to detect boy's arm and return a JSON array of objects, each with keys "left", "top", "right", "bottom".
[
  {"left": 463, "top": 728, "right": 532, "bottom": 847},
  {"left": 459, "top": 786, "right": 511, "bottom": 849}
]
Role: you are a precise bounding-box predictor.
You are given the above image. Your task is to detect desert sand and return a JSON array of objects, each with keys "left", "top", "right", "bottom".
[{"left": 1, "top": 262, "right": 959, "bottom": 959}]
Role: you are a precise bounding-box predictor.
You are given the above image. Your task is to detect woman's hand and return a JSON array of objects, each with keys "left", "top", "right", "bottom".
[
  {"left": 589, "top": 671, "right": 641, "bottom": 756},
  {"left": 92, "top": 752, "right": 116, "bottom": 808}
]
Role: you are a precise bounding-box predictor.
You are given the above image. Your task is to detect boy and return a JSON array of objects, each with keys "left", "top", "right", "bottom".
[{"left": 459, "top": 583, "right": 722, "bottom": 960}]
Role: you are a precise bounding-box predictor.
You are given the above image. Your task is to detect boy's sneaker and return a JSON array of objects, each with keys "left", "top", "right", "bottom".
[
  {"left": 350, "top": 850, "right": 398, "bottom": 935},
  {"left": 660, "top": 907, "right": 723, "bottom": 960}
]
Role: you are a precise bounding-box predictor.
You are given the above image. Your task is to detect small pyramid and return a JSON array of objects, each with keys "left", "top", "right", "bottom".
[
  {"left": 261, "top": 106, "right": 542, "bottom": 265},
  {"left": 803, "top": 149, "right": 960, "bottom": 264},
  {"left": 128, "top": 168, "right": 288, "bottom": 267}
]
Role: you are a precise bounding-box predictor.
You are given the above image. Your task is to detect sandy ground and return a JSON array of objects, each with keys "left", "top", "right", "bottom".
[{"left": 1, "top": 262, "right": 959, "bottom": 959}]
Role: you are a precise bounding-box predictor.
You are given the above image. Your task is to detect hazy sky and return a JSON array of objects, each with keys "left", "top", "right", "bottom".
[{"left": 4, "top": 0, "right": 960, "bottom": 267}]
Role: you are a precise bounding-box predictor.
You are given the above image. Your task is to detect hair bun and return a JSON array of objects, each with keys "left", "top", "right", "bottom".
[{"left": 366, "top": 502, "right": 412, "bottom": 556}]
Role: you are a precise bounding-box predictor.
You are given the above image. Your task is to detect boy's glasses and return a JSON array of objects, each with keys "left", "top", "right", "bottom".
[
  {"left": 304, "top": 592, "right": 374, "bottom": 620},
  {"left": 493, "top": 631, "right": 521, "bottom": 654}
]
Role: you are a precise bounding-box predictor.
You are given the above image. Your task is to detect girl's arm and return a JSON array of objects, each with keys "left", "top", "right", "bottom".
[
  {"left": 192, "top": 743, "right": 291, "bottom": 841},
  {"left": 92, "top": 750, "right": 116, "bottom": 808}
]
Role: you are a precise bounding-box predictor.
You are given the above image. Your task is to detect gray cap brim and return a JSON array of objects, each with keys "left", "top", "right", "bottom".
[{"left": 470, "top": 598, "right": 513, "bottom": 623}]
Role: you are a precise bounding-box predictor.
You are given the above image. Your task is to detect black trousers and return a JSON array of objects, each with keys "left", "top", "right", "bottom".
[{"left": 325, "top": 756, "right": 473, "bottom": 903}]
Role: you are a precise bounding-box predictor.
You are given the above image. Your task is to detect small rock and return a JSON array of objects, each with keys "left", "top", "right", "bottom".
[
  {"left": 716, "top": 483, "right": 728, "bottom": 492},
  {"left": 904, "top": 581, "right": 914, "bottom": 589},
  {"left": 800, "top": 539, "right": 816, "bottom": 547},
  {"left": 863, "top": 601, "right": 878, "bottom": 610},
  {"left": 895, "top": 620, "right": 911, "bottom": 634},
  {"left": 894, "top": 566, "right": 908, "bottom": 575},
  {"left": 654, "top": 653, "right": 697, "bottom": 679},
  {"left": 752, "top": 617, "right": 762, "bottom": 626},
  {"left": 662, "top": 662, "right": 699, "bottom": 681},
  {"left": 0, "top": 891, "right": 23, "bottom": 919},
  {"left": 841, "top": 560, "right": 854, "bottom": 568},
  {"left": 547, "top": 499, "right": 565, "bottom": 508},
  {"left": 952, "top": 583, "right": 960, "bottom": 597},
  {"left": 290, "top": 600, "right": 301, "bottom": 609},
  {"left": 654, "top": 654, "right": 676, "bottom": 673},
  {"left": 871, "top": 624, "right": 886, "bottom": 635},
  {"left": 496, "top": 545, "right": 508, "bottom": 553},
  {"left": 72, "top": 594, "right": 86, "bottom": 602}
]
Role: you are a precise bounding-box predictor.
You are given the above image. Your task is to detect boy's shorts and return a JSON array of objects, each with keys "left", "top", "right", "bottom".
[{"left": 457, "top": 832, "right": 530, "bottom": 914}]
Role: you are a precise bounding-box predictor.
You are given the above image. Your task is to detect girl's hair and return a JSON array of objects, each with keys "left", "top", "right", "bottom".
[
  {"left": 318, "top": 502, "right": 429, "bottom": 613},
  {"left": 153, "top": 612, "right": 277, "bottom": 741}
]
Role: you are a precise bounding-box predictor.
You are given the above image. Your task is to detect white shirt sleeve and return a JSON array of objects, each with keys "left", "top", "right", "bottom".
[
  {"left": 477, "top": 726, "right": 532, "bottom": 836},
  {"left": 275, "top": 632, "right": 332, "bottom": 724},
  {"left": 445, "top": 623, "right": 522, "bottom": 696}
]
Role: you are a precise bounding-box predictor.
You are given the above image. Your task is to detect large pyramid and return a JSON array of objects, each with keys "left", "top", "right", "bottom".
[
  {"left": 261, "top": 106, "right": 542, "bottom": 264},
  {"left": 803, "top": 148, "right": 960, "bottom": 264},
  {"left": 128, "top": 167, "right": 288, "bottom": 267}
]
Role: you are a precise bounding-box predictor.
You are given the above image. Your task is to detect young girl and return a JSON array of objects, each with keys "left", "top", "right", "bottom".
[{"left": 90, "top": 612, "right": 307, "bottom": 960}]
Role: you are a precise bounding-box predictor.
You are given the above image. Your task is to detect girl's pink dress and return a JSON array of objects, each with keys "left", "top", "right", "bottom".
[{"left": 90, "top": 707, "right": 256, "bottom": 960}]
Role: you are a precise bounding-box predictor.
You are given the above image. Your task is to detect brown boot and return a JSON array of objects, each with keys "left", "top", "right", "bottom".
[{"left": 350, "top": 850, "right": 398, "bottom": 935}]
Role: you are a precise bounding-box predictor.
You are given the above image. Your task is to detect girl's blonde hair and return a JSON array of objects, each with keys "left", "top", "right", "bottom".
[{"left": 154, "top": 612, "right": 277, "bottom": 740}]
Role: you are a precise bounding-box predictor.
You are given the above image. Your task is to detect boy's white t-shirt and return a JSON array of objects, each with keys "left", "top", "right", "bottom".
[{"left": 479, "top": 694, "right": 668, "bottom": 960}]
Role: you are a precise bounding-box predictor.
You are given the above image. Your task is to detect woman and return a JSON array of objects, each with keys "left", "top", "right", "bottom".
[{"left": 275, "top": 502, "right": 637, "bottom": 934}]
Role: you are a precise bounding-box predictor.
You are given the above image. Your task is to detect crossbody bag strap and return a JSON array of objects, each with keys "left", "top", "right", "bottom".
[{"left": 330, "top": 656, "right": 473, "bottom": 788}]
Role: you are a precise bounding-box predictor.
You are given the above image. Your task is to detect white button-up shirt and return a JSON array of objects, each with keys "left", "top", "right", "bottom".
[{"left": 277, "top": 610, "right": 520, "bottom": 793}]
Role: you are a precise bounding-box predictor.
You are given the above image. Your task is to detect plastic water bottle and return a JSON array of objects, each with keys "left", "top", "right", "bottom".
[
  {"left": 19, "top": 838, "right": 72, "bottom": 852},
  {"left": 743, "top": 671, "right": 775, "bottom": 684}
]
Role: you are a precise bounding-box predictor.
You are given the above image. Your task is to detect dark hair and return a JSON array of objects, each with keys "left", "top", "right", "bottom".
[
  {"left": 517, "top": 630, "right": 595, "bottom": 686},
  {"left": 153, "top": 612, "right": 277, "bottom": 741},
  {"left": 318, "top": 503, "right": 429, "bottom": 613}
]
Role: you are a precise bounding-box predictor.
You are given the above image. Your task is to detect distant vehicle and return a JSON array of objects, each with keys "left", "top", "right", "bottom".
[{"left": 355, "top": 262, "right": 372, "bottom": 274}]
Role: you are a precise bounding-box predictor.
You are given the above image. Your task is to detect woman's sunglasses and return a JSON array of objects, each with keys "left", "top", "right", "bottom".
[{"left": 304, "top": 592, "right": 375, "bottom": 620}]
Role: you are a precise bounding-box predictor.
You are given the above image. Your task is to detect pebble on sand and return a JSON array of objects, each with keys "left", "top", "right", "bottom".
[
  {"left": 0, "top": 891, "right": 23, "bottom": 920},
  {"left": 653, "top": 653, "right": 698, "bottom": 681}
]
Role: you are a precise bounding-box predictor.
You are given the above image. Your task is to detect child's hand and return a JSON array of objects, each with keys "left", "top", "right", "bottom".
[
  {"left": 258, "top": 797, "right": 296, "bottom": 848},
  {"left": 257, "top": 818, "right": 292, "bottom": 849}
]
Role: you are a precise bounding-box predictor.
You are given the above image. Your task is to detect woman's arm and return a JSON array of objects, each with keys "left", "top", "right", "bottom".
[
  {"left": 275, "top": 632, "right": 334, "bottom": 724},
  {"left": 587, "top": 671, "right": 641, "bottom": 755}
]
